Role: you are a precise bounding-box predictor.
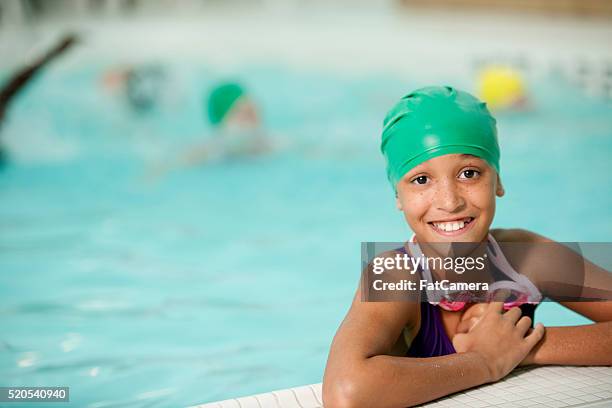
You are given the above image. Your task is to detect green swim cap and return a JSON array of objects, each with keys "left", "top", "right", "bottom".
[
  {"left": 381, "top": 86, "right": 500, "bottom": 192},
  {"left": 207, "top": 82, "right": 245, "bottom": 126}
]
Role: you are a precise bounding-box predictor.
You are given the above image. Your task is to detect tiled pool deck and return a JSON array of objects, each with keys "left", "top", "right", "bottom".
[{"left": 193, "top": 366, "right": 612, "bottom": 408}]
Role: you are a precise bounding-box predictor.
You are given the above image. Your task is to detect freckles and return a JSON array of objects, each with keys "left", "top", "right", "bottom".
[
  {"left": 404, "top": 190, "right": 429, "bottom": 220},
  {"left": 463, "top": 183, "right": 494, "bottom": 207}
]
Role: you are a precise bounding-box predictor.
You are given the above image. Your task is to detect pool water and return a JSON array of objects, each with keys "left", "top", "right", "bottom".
[{"left": 0, "top": 61, "right": 611, "bottom": 407}]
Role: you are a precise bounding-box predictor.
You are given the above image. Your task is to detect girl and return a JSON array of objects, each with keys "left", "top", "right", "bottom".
[{"left": 322, "top": 86, "right": 612, "bottom": 408}]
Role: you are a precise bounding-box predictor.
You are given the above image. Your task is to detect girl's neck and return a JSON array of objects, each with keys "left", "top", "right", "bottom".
[{"left": 415, "top": 235, "right": 490, "bottom": 282}]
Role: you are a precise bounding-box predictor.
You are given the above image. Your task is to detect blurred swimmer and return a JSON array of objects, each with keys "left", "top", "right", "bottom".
[
  {"left": 147, "top": 82, "right": 272, "bottom": 178},
  {"left": 477, "top": 65, "right": 528, "bottom": 111},
  {"left": 208, "top": 82, "right": 258, "bottom": 130},
  {"left": 0, "top": 34, "right": 77, "bottom": 166},
  {"left": 102, "top": 64, "right": 168, "bottom": 113},
  {"left": 178, "top": 82, "right": 271, "bottom": 166}
]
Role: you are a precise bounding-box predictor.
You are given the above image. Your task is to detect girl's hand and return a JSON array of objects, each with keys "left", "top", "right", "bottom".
[
  {"left": 452, "top": 302, "right": 545, "bottom": 382},
  {"left": 456, "top": 303, "right": 488, "bottom": 334},
  {"left": 518, "top": 327, "right": 541, "bottom": 366}
]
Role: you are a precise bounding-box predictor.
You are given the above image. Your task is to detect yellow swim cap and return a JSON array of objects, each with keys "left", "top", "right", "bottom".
[{"left": 477, "top": 65, "right": 526, "bottom": 110}]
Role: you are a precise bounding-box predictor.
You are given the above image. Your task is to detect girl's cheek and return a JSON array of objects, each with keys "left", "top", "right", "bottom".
[
  {"left": 405, "top": 189, "right": 431, "bottom": 214},
  {"left": 466, "top": 188, "right": 489, "bottom": 207},
  {"left": 402, "top": 199, "right": 419, "bottom": 223},
  {"left": 465, "top": 179, "right": 497, "bottom": 207}
]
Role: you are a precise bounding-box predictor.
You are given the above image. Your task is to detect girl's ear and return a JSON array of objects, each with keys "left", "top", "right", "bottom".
[
  {"left": 496, "top": 175, "right": 505, "bottom": 197},
  {"left": 396, "top": 195, "right": 403, "bottom": 211}
]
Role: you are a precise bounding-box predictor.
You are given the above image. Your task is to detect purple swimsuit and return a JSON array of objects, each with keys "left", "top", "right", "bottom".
[
  {"left": 407, "top": 302, "right": 456, "bottom": 357},
  {"left": 406, "top": 301, "right": 537, "bottom": 358},
  {"left": 401, "top": 241, "right": 539, "bottom": 358}
]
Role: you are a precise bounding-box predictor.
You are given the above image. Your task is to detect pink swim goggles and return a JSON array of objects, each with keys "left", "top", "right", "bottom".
[{"left": 407, "top": 234, "right": 542, "bottom": 312}]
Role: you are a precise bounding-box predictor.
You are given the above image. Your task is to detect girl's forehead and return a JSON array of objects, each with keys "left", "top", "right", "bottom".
[{"left": 413, "top": 154, "right": 486, "bottom": 170}]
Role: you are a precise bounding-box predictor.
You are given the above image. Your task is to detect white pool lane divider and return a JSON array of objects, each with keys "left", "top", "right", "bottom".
[{"left": 191, "top": 366, "right": 612, "bottom": 408}]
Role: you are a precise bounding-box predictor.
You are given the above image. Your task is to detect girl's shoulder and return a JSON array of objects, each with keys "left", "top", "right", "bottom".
[{"left": 490, "top": 228, "right": 554, "bottom": 244}]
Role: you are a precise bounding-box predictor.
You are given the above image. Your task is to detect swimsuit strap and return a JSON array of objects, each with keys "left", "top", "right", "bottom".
[
  {"left": 486, "top": 234, "right": 542, "bottom": 302},
  {"left": 407, "top": 235, "right": 442, "bottom": 303}
]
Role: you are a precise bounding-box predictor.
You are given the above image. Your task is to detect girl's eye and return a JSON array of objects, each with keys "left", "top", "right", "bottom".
[
  {"left": 459, "top": 169, "right": 480, "bottom": 179},
  {"left": 411, "top": 176, "right": 428, "bottom": 185}
]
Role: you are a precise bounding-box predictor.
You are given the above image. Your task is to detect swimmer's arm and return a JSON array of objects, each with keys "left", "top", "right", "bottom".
[
  {"left": 526, "top": 242, "right": 612, "bottom": 365},
  {"left": 0, "top": 34, "right": 77, "bottom": 122},
  {"left": 147, "top": 140, "right": 222, "bottom": 178},
  {"left": 322, "top": 288, "right": 492, "bottom": 408},
  {"left": 179, "top": 143, "right": 217, "bottom": 166},
  {"left": 517, "top": 229, "right": 612, "bottom": 366},
  {"left": 522, "top": 318, "right": 612, "bottom": 366}
]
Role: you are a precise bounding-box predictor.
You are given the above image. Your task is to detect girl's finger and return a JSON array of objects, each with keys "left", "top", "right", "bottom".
[
  {"left": 455, "top": 320, "right": 471, "bottom": 334},
  {"left": 487, "top": 301, "right": 504, "bottom": 314},
  {"left": 503, "top": 306, "right": 522, "bottom": 324},
  {"left": 451, "top": 333, "right": 470, "bottom": 353},
  {"left": 524, "top": 323, "right": 545, "bottom": 348},
  {"left": 456, "top": 317, "right": 480, "bottom": 334},
  {"left": 515, "top": 315, "right": 532, "bottom": 335}
]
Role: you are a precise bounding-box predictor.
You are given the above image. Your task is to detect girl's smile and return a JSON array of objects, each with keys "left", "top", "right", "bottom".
[{"left": 428, "top": 216, "right": 476, "bottom": 236}]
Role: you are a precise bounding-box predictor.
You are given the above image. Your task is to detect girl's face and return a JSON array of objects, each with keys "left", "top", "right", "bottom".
[
  {"left": 225, "top": 97, "right": 260, "bottom": 131},
  {"left": 396, "top": 154, "right": 504, "bottom": 243}
]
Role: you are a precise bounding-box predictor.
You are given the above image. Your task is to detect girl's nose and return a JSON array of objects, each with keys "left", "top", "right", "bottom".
[{"left": 435, "top": 180, "right": 466, "bottom": 213}]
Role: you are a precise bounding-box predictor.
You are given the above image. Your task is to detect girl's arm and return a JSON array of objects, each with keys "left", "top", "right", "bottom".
[
  {"left": 523, "top": 316, "right": 612, "bottom": 366},
  {"left": 509, "top": 229, "right": 612, "bottom": 366},
  {"left": 530, "top": 237, "right": 612, "bottom": 365},
  {"left": 323, "top": 282, "right": 544, "bottom": 408}
]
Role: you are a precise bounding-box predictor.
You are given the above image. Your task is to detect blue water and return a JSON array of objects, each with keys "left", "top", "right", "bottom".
[{"left": 0, "top": 61, "right": 611, "bottom": 407}]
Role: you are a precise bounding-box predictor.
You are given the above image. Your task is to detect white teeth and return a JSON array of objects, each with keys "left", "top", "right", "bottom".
[{"left": 433, "top": 220, "right": 468, "bottom": 232}]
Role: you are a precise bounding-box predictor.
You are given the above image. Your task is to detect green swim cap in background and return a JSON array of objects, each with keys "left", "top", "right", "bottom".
[
  {"left": 381, "top": 85, "right": 500, "bottom": 192},
  {"left": 207, "top": 82, "right": 245, "bottom": 126}
]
